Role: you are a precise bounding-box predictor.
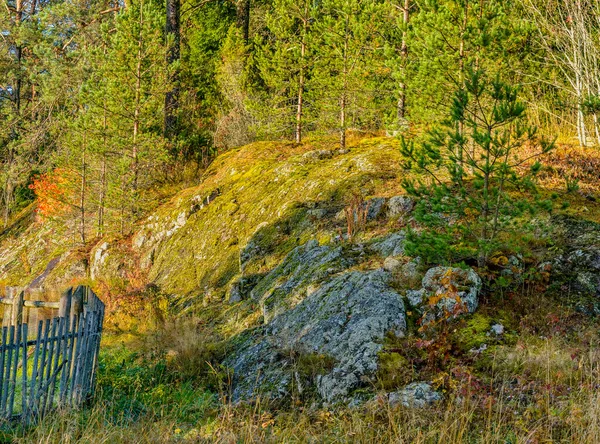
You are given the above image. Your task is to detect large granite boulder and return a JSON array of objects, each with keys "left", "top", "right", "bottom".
[{"left": 225, "top": 269, "right": 407, "bottom": 402}]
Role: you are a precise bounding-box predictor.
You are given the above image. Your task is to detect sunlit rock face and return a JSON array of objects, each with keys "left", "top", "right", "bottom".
[{"left": 225, "top": 268, "right": 406, "bottom": 403}]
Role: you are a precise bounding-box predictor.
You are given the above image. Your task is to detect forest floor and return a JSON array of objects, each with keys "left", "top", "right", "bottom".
[{"left": 2, "top": 136, "right": 600, "bottom": 443}]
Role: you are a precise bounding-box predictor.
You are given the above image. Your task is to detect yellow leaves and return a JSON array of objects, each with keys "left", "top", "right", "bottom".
[
  {"left": 260, "top": 412, "right": 275, "bottom": 429},
  {"left": 428, "top": 294, "right": 445, "bottom": 306},
  {"left": 317, "top": 410, "right": 333, "bottom": 423},
  {"left": 463, "top": 207, "right": 480, "bottom": 218},
  {"left": 490, "top": 255, "right": 509, "bottom": 266}
]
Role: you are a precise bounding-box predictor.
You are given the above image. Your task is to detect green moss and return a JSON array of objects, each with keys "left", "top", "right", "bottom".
[
  {"left": 295, "top": 352, "right": 336, "bottom": 379},
  {"left": 453, "top": 313, "right": 492, "bottom": 353},
  {"left": 376, "top": 352, "right": 413, "bottom": 390}
]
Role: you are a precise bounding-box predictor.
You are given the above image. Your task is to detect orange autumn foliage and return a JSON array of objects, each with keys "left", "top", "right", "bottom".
[{"left": 29, "top": 168, "right": 73, "bottom": 220}]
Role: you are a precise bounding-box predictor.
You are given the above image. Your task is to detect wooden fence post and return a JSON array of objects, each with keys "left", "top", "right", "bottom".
[
  {"left": 71, "top": 287, "right": 84, "bottom": 321},
  {"left": 0, "top": 285, "right": 104, "bottom": 422},
  {"left": 59, "top": 289, "right": 73, "bottom": 319},
  {"left": 10, "top": 290, "right": 24, "bottom": 327},
  {"left": 2, "top": 288, "right": 12, "bottom": 327}
]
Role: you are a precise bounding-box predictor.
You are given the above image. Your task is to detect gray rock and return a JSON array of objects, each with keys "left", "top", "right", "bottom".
[
  {"left": 370, "top": 232, "right": 406, "bottom": 258},
  {"left": 227, "top": 281, "right": 243, "bottom": 304},
  {"left": 469, "top": 343, "right": 488, "bottom": 354},
  {"left": 307, "top": 209, "right": 327, "bottom": 220},
  {"left": 240, "top": 238, "right": 264, "bottom": 273},
  {"left": 550, "top": 217, "right": 600, "bottom": 307},
  {"left": 388, "top": 382, "right": 442, "bottom": 408},
  {"left": 226, "top": 269, "right": 407, "bottom": 402},
  {"left": 406, "top": 266, "right": 481, "bottom": 322},
  {"left": 421, "top": 266, "right": 481, "bottom": 315},
  {"left": 334, "top": 208, "right": 346, "bottom": 221},
  {"left": 500, "top": 255, "right": 524, "bottom": 281},
  {"left": 383, "top": 257, "right": 402, "bottom": 273},
  {"left": 398, "top": 258, "right": 422, "bottom": 284},
  {"left": 490, "top": 323, "right": 504, "bottom": 335},
  {"left": 366, "top": 198, "right": 386, "bottom": 221},
  {"left": 554, "top": 248, "right": 600, "bottom": 297},
  {"left": 386, "top": 196, "right": 415, "bottom": 218},
  {"left": 405, "top": 289, "right": 426, "bottom": 308},
  {"left": 334, "top": 197, "right": 386, "bottom": 223},
  {"left": 251, "top": 240, "right": 353, "bottom": 323},
  {"left": 227, "top": 275, "right": 262, "bottom": 304}
]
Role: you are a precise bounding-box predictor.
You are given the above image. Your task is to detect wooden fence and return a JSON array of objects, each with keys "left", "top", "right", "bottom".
[{"left": 0, "top": 286, "right": 105, "bottom": 423}]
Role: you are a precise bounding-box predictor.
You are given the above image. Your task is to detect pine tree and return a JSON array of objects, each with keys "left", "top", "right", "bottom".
[
  {"left": 252, "top": 0, "right": 321, "bottom": 142},
  {"left": 315, "top": 0, "right": 385, "bottom": 148},
  {"left": 401, "top": 69, "right": 554, "bottom": 266},
  {"left": 405, "top": 0, "right": 524, "bottom": 124},
  {"left": 383, "top": 0, "right": 414, "bottom": 131},
  {"left": 99, "top": 0, "right": 170, "bottom": 230}
]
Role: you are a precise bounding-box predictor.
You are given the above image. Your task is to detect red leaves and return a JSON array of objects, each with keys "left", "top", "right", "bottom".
[{"left": 29, "top": 168, "right": 73, "bottom": 220}]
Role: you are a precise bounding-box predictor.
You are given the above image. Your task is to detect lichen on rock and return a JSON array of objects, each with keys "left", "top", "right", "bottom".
[
  {"left": 406, "top": 266, "right": 482, "bottom": 323},
  {"left": 387, "top": 382, "right": 442, "bottom": 408},
  {"left": 225, "top": 269, "right": 407, "bottom": 402},
  {"left": 250, "top": 240, "right": 353, "bottom": 323}
]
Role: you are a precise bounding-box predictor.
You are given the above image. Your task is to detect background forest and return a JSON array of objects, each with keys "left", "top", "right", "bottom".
[{"left": 2, "top": 0, "right": 599, "bottom": 240}]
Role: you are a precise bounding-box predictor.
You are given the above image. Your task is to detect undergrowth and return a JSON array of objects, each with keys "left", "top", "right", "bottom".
[{"left": 4, "top": 279, "right": 600, "bottom": 444}]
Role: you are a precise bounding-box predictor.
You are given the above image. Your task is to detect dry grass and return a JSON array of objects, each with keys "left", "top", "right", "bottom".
[
  {"left": 4, "top": 305, "right": 600, "bottom": 444},
  {"left": 13, "top": 370, "right": 600, "bottom": 443}
]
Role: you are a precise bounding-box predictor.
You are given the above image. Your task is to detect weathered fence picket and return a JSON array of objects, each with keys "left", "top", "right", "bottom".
[{"left": 0, "top": 286, "right": 104, "bottom": 423}]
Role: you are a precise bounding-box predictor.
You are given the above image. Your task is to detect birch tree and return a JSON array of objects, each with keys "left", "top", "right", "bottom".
[{"left": 526, "top": 0, "right": 600, "bottom": 147}]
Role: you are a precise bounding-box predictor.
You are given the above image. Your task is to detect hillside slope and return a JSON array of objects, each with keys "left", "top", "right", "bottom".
[
  {"left": 3, "top": 137, "right": 600, "bottom": 440},
  {"left": 0, "top": 136, "right": 405, "bottom": 303}
]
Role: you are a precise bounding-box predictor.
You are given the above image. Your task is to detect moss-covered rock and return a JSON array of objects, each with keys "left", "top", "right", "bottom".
[{"left": 130, "top": 138, "right": 404, "bottom": 301}]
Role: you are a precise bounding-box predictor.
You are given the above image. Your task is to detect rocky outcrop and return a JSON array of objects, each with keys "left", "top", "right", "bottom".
[
  {"left": 89, "top": 241, "right": 135, "bottom": 288},
  {"left": 551, "top": 216, "right": 600, "bottom": 313},
  {"left": 387, "top": 382, "right": 442, "bottom": 408},
  {"left": 249, "top": 240, "right": 354, "bottom": 322},
  {"left": 225, "top": 269, "right": 407, "bottom": 402},
  {"left": 369, "top": 232, "right": 406, "bottom": 258},
  {"left": 406, "top": 266, "right": 482, "bottom": 322},
  {"left": 555, "top": 248, "right": 600, "bottom": 297}
]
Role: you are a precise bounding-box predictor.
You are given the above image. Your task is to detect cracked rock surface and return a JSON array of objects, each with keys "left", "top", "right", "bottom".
[
  {"left": 250, "top": 240, "right": 354, "bottom": 323},
  {"left": 225, "top": 269, "right": 407, "bottom": 402}
]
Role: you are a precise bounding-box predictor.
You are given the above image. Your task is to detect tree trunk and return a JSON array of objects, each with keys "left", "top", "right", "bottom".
[
  {"left": 14, "top": 0, "right": 23, "bottom": 113},
  {"left": 80, "top": 138, "right": 87, "bottom": 247},
  {"left": 236, "top": 0, "right": 251, "bottom": 43},
  {"left": 98, "top": 155, "right": 106, "bottom": 237},
  {"left": 164, "top": 0, "right": 180, "bottom": 139},
  {"left": 2, "top": 181, "right": 13, "bottom": 228},
  {"left": 98, "top": 46, "right": 108, "bottom": 237},
  {"left": 397, "top": 0, "right": 410, "bottom": 123},
  {"left": 340, "top": 16, "right": 349, "bottom": 150},
  {"left": 132, "top": 1, "right": 143, "bottom": 214},
  {"left": 296, "top": 13, "right": 308, "bottom": 144},
  {"left": 340, "top": 94, "right": 346, "bottom": 149},
  {"left": 457, "top": 1, "right": 468, "bottom": 183},
  {"left": 593, "top": 113, "right": 600, "bottom": 147}
]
